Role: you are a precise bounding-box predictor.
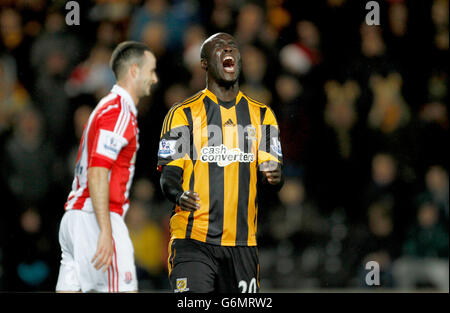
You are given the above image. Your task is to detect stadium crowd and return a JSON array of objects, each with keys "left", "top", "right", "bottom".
[{"left": 0, "top": 0, "right": 448, "bottom": 291}]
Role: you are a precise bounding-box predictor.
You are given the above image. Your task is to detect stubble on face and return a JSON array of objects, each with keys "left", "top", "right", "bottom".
[{"left": 137, "top": 51, "right": 157, "bottom": 97}]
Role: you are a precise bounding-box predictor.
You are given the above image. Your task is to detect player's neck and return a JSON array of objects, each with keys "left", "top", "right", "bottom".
[
  {"left": 207, "top": 79, "right": 239, "bottom": 102},
  {"left": 116, "top": 81, "right": 139, "bottom": 106}
]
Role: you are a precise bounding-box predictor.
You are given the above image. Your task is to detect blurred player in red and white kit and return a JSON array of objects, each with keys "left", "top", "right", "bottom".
[{"left": 56, "top": 42, "right": 158, "bottom": 292}]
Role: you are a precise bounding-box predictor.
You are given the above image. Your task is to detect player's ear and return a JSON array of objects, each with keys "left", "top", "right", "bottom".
[
  {"left": 129, "top": 63, "right": 139, "bottom": 79},
  {"left": 201, "top": 58, "right": 208, "bottom": 71}
]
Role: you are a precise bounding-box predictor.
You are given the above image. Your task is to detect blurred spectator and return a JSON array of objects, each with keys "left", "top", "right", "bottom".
[
  {"left": 89, "top": 0, "right": 136, "bottom": 23},
  {"left": 30, "top": 10, "right": 81, "bottom": 152},
  {"left": 365, "top": 71, "right": 417, "bottom": 173},
  {"left": 388, "top": 1, "right": 408, "bottom": 38},
  {"left": 30, "top": 10, "right": 80, "bottom": 78},
  {"left": 368, "top": 72, "right": 410, "bottom": 135},
  {"left": 279, "top": 20, "right": 321, "bottom": 76},
  {"left": 3, "top": 207, "right": 57, "bottom": 291},
  {"left": 0, "top": 7, "right": 32, "bottom": 88},
  {"left": 0, "top": 106, "right": 61, "bottom": 291},
  {"left": 415, "top": 99, "right": 449, "bottom": 173},
  {"left": 427, "top": 70, "right": 448, "bottom": 103},
  {"left": 392, "top": 202, "right": 449, "bottom": 290},
  {"left": 274, "top": 74, "right": 309, "bottom": 170},
  {"left": 139, "top": 21, "right": 180, "bottom": 98},
  {"left": 363, "top": 153, "right": 412, "bottom": 239},
  {"left": 65, "top": 45, "right": 115, "bottom": 101},
  {"left": 128, "top": 0, "right": 199, "bottom": 51},
  {"left": 177, "top": 25, "right": 206, "bottom": 95},
  {"left": 360, "top": 23, "right": 386, "bottom": 59},
  {"left": 0, "top": 54, "right": 31, "bottom": 135},
  {"left": 240, "top": 45, "right": 272, "bottom": 105},
  {"left": 32, "top": 48, "right": 72, "bottom": 153},
  {"left": 266, "top": 0, "right": 291, "bottom": 35},
  {"left": 419, "top": 101, "right": 448, "bottom": 128},
  {"left": 182, "top": 24, "right": 207, "bottom": 93},
  {"left": 349, "top": 200, "right": 397, "bottom": 288},
  {"left": 1, "top": 108, "right": 59, "bottom": 209},
  {"left": 306, "top": 79, "right": 369, "bottom": 221},
  {"left": 15, "top": 0, "right": 46, "bottom": 41},
  {"left": 96, "top": 21, "right": 122, "bottom": 50},
  {"left": 205, "top": 0, "right": 234, "bottom": 34},
  {"left": 410, "top": 57, "right": 449, "bottom": 172},
  {"left": 182, "top": 24, "right": 206, "bottom": 70},
  {"left": 258, "top": 176, "right": 327, "bottom": 289},
  {"left": 431, "top": 0, "right": 449, "bottom": 52},
  {"left": 261, "top": 177, "right": 305, "bottom": 244},
  {"left": 15, "top": 0, "right": 47, "bottom": 23},
  {"left": 320, "top": 208, "right": 350, "bottom": 288},
  {"left": 141, "top": 21, "right": 168, "bottom": 58},
  {"left": 385, "top": 1, "right": 415, "bottom": 102},
  {"left": 275, "top": 177, "right": 326, "bottom": 241},
  {"left": 128, "top": 0, "right": 170, "bottom": 42},
  {"left": 324, "top": 80, "right": 359, "bottom": 159},
  {"left": 350, "top": 23, "right": 397, "bottom": 107},
  {"left": 234, "top": 2, "right": 277, "bottom": 51},
  {"left": 168, "top": 0, "right": 201, "bottom": 50},
  {"left": 416, "top": 165, "right": 449, "bottom": 223}
]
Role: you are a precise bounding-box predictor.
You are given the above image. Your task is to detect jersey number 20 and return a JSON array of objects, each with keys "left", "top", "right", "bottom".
[{"left": 238, "top": 278, "right": 257, "bottom": 293}]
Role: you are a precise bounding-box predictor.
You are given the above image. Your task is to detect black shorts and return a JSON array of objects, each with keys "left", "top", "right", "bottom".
[{"left": 168, "top": 239, "right": 260, "bottom": 293}]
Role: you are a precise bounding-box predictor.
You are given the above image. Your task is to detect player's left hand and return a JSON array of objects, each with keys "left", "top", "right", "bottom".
[{"left": 91, "top": 231, "right": 114, "bottom": 272}]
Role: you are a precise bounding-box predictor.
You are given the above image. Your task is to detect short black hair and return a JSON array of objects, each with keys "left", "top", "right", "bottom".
[{"left": 109, "top": 41, "right": 151, "bottom": 80}]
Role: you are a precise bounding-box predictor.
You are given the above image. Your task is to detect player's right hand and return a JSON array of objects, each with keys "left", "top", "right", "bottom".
[
  {"left": 178, "top": 190, "right": 200, "bottom": 212},
  {"left": 91, "top": 231, "right": 114, "bottom": 272}
]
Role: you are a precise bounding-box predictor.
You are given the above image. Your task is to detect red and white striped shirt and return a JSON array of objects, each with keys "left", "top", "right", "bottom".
[{"left": 64, "top": 85, "right": 139, "bottom": 217}]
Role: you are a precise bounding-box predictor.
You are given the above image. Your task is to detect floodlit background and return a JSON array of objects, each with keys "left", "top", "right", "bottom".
[{"left": 0, "top": 0, "right": 448, "bottom": 292}]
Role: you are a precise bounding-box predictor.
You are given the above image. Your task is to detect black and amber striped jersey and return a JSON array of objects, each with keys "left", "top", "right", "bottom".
[{"left": 157, "top": 88, "right": 282, "bottom": 246}]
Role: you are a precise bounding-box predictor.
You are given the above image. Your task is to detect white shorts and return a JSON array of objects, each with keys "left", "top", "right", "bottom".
[{"left": 56, "top": 210, "right": 138, "bottom": 292}]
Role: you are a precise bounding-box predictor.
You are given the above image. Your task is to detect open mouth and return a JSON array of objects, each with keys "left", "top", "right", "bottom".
[{"left": 222, "top": 56, "right": 235, "bottom": 73}]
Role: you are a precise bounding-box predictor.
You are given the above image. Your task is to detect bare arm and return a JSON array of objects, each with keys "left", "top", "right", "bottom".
[{"left": 88, "top": 166, "right": 113, "bottom": 272}]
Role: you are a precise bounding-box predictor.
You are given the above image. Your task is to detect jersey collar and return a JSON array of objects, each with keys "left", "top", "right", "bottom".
[
  {"left": 202, "top": 88, "right": 244, "bottom": 106},
  {"left": 111, "top": 84, "right": 138, "bottom": 116}
]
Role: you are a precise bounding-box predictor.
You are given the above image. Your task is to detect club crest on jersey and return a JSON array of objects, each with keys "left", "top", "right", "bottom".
[
  {"left": 200, "top": 144, "right": 255, "bottom": 167},
  {"left": 175, "top": 278, "right": 189, "bottom": 293},
  {"left": 246, "top": 126, "right": 257, "bottom": 141},
  {"left": 158, "top": 139, "right": 176, "bottom": 158},
  {"left": 270, "top": 137, "right": 282, "bottom": 157}
]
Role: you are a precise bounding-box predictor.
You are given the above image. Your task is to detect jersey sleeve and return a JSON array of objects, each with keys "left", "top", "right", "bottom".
[
  {"left": 89, "top": 107, "right": 129, "bottom": 169},
  {"left": 157, "top": 106, "right": 191, "bottom": 171},
  {"left": 258, "top": 107, "right": 283, "bottom": 166}
]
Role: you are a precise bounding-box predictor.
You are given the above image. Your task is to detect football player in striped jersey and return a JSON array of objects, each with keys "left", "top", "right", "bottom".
[
  {"left": 56, "top": 41, "right": 158, "bottom": 292},
  {"left": 158, "top": 33, "right": 283, "bottom": 293}
]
